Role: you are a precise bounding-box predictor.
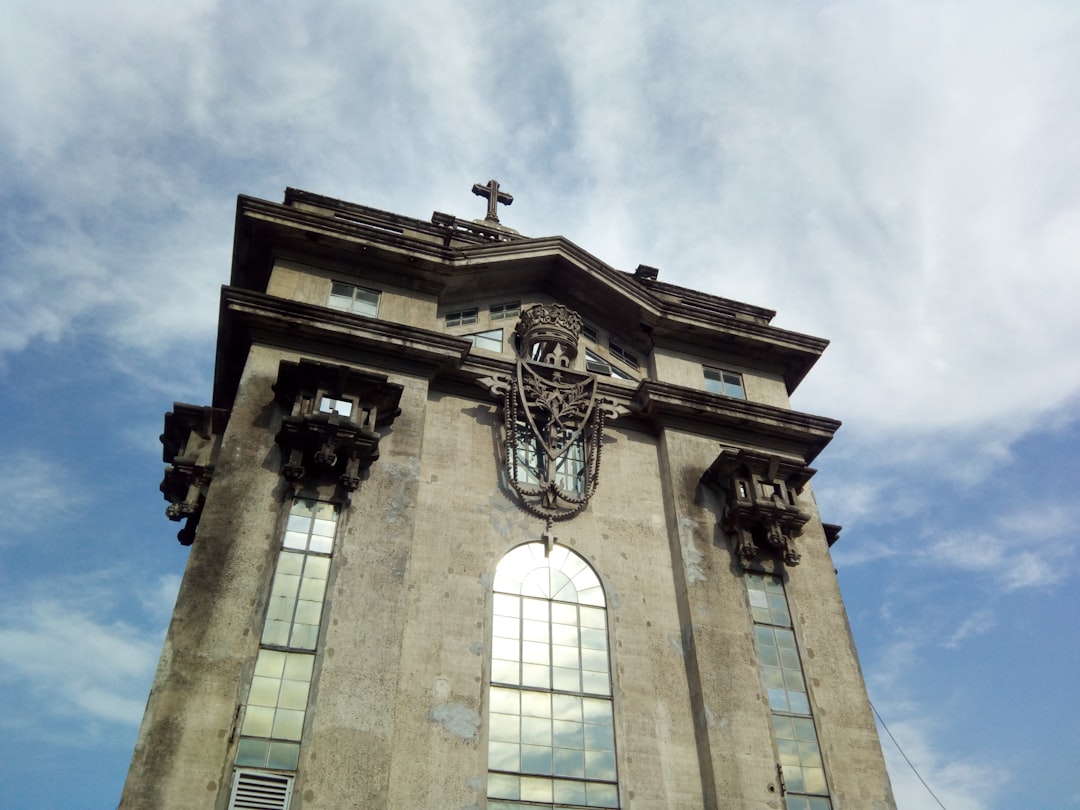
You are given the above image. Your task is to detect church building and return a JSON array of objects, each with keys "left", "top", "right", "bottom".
[{"left": 121, "top": 183, "right": 895, "bottom": 809}]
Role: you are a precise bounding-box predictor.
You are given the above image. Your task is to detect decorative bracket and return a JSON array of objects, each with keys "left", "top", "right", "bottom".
[
  {"left": 160, "top": 404, "right": 229, "bottom": 545},
  {"left": 701, "top": 448, "right": 815, "bottom": 568},
  {"left": 272, "top": 360, "right": 404, "bottom": 497}
]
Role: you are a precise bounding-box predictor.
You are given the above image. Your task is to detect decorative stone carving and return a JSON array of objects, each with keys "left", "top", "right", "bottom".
[
  {"left": 481, "top": 304, "right": 625, "bottom": 523},
  {"left": 702, "top": 448, "right": 814, "bottom": 568},
  {"left": 272, "top": 360, "right": 403, "bottom": 496},
  {"left": 160, "top": 404, "right": 229, "bottom": 545}
]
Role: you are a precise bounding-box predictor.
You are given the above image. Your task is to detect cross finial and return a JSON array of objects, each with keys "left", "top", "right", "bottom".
[{"left": 472, "top": 179, "right": 513, "bottom": 223}]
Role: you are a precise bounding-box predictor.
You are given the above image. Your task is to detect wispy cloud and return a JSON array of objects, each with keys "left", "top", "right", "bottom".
[
  {"left": 0, "top": 452, "right": 85, "bottom": 543},
  {"left": 0, "top": 594, "right": 161, "bottom": 733}
]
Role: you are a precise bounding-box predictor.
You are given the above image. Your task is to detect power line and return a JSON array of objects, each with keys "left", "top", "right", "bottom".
[{"left": 870, "top": 700, "right": 948, "bottom": 810}]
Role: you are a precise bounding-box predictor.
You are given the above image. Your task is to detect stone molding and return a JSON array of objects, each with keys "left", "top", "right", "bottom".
[{"left": 160, "top": 404, "right": 229, "bottom": 545}]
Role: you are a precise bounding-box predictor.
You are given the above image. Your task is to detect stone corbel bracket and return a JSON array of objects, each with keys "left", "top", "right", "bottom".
[
  {"left": 160, "top": 404, "right": 230, "bottom": 546},
  {"left": 702, "top": 447, "right": 815, "bottom": 568},
  {"left": 272, "top": 359, "right": 404, "bottom": 497}
]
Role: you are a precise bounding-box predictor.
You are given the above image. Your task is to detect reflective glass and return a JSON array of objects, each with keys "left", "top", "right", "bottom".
[
  {"left": 489, "top": 542, "right": 618, "bottom": 807},
  {"left": 235, "top": 738, "right": 269, "bottom": 767},
  {"left": 267, "top": 741, "right": 300, "bottom": 770},
  {"left": 554, "top": 747, "right": 585, "bottom": 778}
]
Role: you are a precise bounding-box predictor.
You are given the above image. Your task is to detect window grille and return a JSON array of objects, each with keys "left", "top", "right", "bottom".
[
  {"left": 228, "top": 769, "right": 293, "bottom": 810},
  {"left": 447, "top": 308, "right": 479, "bottom": 327}
]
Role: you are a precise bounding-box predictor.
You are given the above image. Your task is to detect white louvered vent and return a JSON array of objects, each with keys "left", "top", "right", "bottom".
[{"left": 228, "top": 769, "right": 294, "bottom": 810}]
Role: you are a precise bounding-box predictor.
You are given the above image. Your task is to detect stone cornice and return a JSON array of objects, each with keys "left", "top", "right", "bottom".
[
  {"left": 213, "top": 287, "right": 471, "bottom": 409},
  {"left": 231, "top": 192, "right": 830, "bottom": 393},
  {"left": 632, "top": 380, "right": 840, "bottom": 464}
]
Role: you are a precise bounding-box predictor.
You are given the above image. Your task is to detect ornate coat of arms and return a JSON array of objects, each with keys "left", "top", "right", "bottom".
[{"left": 482, "top": 304, "right": 623, "bottom": 523}]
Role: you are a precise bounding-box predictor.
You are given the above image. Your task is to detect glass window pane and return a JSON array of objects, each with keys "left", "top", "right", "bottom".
[
  {"left": 261, "top": 620, "right": 291, "bottom": 647},
  {"left": 553, "top": 720, "right": 583, "bottom": 749},
  {"left": 551, "top": 623, "right": 579, "bottom": 646},
  {"left": 794, "top": 718, "right": 818, "bottom": 742},
  {"left": 587, "top": 782, "right": 620, "bottom": 808},
  {"left": 804, "top": 766, "right": 828, "bottom": 794},
  {"left": 294, "top": 599, "right": 323, "bottom": 625},
  {"left": 768, "top": 688, "right": 790, "bottom": 711},
  {"left": 492, "top": 637, "right": 520, "bottom": 661},
  {"left": 489, "top": 741, "right": 520, "bottom": 771},
  {"left": 521, "top": 716, "right": 551, "bottom": 746},
  {"left": 267, "top": 741, "right": 301, "bottom": 770},
  {"left": 551, "top": 602, "right": 577, "bottom": 624},
  {"left": 272, "top": 708, "right": 305, "bottom": 740},
  {"left": 582, "top": 670, "right": 610, "bottom": 695},
  {"left": 553, "top": 694, "right": 582, "bottom": 721},
  {"left": 276, "top": 552, "right": 304, "bottom": 575},
  {"left": 283, "top": 531, "right": 309, "bottom": 550},
  {"left": 553, "top": 667, "right": 581, "bottom": 692},
  {"left": 520, "top": 776, "right": 553, "bottom": 803},
  {"left": 553, "top": 776, "right": 587, "bottom": 802},
  {"left": 586, "top": 749, "right": 617, "bottom": 780},
  {"left": 304, "top": 555, "right": 330, "bottom": 579},
  {"left": 554, "top": 748, "right": 585, "bottom": 778},
  {"left": 521, "top": 744, "right": 552, "bottom": 774},
  {"left": 522, "top": 664, "right": 549, "bottom": 688},
  {"left": 488, "top": 774, "right": 519, "bottom": 800},
  {"left": 789, "top": 691, "right": 811, "bottom": 714},
  {"left": 254, "top": 649, "right": 286, "bottom": 678},
  {"left": 491, "top": 659, "right": 519, "bottom": 685},
  {"left": 241, "top": 705, "right": 274, "bottom": 737},
  {"left": 248, "top": 676, "right": 280, "bottom": 707},
  {"left": 289, "top": 623, "right": 319, "bottom": 650},
  {"left": 235, "top": 737, "right": 269, "bottom": 767},
  {"left": 584, "top": 723, "right": 615, "bottom": 751},
  {"left": 283, "top": 653, "right": 314, "bottom": 681},
  {"left": 278, "top": 678, "right": 310, "bottom": 710},
  {"left": 521, "top": 691, "right": 551, "bottom": 718},
  {"left": 490, "top": 713, "right": 520, "bottom": 743},
  {"left": 490, "top": 687, "right": 519, "bottom": 714}
]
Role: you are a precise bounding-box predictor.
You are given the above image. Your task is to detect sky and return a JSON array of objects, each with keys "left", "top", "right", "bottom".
[{"left": 1, "top": 1, "right": 1077, "bottom": 808}]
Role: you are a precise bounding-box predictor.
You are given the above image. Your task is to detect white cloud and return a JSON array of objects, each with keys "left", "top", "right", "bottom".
[
  {"left": 878, "top": 712, "right": 1007, "bottom": 810},
  {"left": 0, "top": 452, "right": 84, "bottom": 543},
  {"left": 0, "top": 596, "right": 161, "bottom": 731},
  {"left": 942, "top": 608, "right": 995, "bottom": 650}
]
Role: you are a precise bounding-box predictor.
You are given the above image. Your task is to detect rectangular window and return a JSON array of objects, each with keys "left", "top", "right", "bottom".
[
  {"left": 582, "top": 324, "right": 598, "bottom": 343},
  {"left": 608, "top": 341, "right": 638, "bottom": 369},
  {"left": 585, "top": 350, "right": 635, "bottom": 382},
  {"left": 490, "top": 301, "right": 521, "bottom": 320},
  {"left": 704, "top": 367, "right": 746, "bottom": 399},
  {"left": 466, "top": 328, "right": 504, "bottom": 353},
  {"left": 327, "top": 282, "right": 379, "bottom": 317},
  {"left": 747, "top": 574, "right": 831, "bottom": 809},
  {"left": 447, "top": 308, "right": 479, "bottom": 327}
]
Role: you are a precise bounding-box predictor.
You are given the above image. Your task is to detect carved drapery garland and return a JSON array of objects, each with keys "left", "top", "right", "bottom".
[
  {"left": 273, "top": 360, "right": 403, "bottom": 496},
  {"left": 160, "top": 404, "right": 229, "bottom": 545},
  {"left": 481, "top": 303, "right": 625, "bottom": 524},
  {"left": 702, "top": 448, "right": 814, "bottom": 568}
]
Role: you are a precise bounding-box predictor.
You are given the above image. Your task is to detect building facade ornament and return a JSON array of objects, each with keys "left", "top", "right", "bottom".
[
  {"left": 481, "top": 304, "right": 624, "bottom": 523},
  {"left": 272, "top": 360, "right": 403, "bottom": 497},
  {"left": 160, "top": 404, "right": 229, "bottom": 545},
  {"left": 702, "top": 448, "right": 814, "bottom": 568}
]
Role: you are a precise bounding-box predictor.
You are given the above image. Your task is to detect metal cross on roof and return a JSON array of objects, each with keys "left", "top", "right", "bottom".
[{"left": 472, "top": 179, "right": 513, "bottom": 223}]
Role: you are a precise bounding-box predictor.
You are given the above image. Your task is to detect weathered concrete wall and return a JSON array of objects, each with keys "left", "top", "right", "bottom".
[
  {"left": 122, "top": 345, "right": 303, "bottom": 809},
  {"left": 652, "top": 344, "right": 791, "bottom": 407}
]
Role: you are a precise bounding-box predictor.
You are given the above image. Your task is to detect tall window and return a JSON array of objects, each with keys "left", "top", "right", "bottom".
[
  {"left": 327, "top": 282, "right": 380, "bottom": 317},
  {"left": 230, "top": 499, "right": 338, "bottom": 807},
  {"left": 488, "top": 543, "right": 620, "bottom": 809},
  {"left": 748, "top": 574, "right": 832, "bottom": 810}
]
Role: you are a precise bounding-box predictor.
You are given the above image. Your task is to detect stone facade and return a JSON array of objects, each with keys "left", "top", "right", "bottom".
[{"left": 122, "top": 187, "right": 895, "bottom": 809}]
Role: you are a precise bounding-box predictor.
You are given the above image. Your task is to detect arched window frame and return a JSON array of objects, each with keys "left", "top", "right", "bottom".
[{"left": 486, "top": 543, "right": 621, "bottom": 809}]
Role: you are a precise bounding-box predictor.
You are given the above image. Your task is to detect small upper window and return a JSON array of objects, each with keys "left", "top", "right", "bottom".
[
  {"left": 585, "top": 349, "right": 634, "bottom": 381},
  {"left": 608, "top": 341, "right": 639, "bottom": 369},
  {"left": 582, "top": 323, "right": 599, "bottom": 343},
  {"left": 318, "top": 396, "right": 353, "bottom": 418},
  {"left": 489, "top": 301, "right": 520, "bottom": 321},
  {"left": 704, "top": 368, "right": 746, "bottom": 399},
  {"left": 328, "top": 282, "right": 379, "bottom": 317},
  {"left": 447, "top": 308, "right": 479, "bottom": 327},
  {"left": 466, "top": 328, "right": 504, "bottom": 353}
]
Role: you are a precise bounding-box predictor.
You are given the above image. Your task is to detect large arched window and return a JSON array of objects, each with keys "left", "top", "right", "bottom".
[{"left": 487, "top": 543, "right": 620, "bottom": 809}]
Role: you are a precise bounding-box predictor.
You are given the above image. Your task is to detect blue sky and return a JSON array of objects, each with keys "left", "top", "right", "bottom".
[{"left": 1, "top": 2, "right": 1077, "bottom": 808}]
